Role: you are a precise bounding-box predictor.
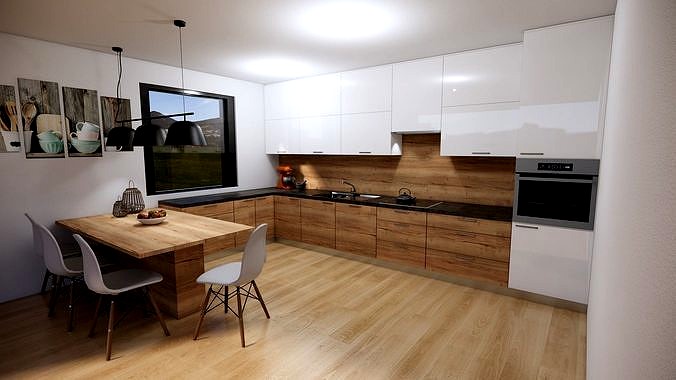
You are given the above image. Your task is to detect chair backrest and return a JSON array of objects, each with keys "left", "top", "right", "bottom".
[
  {"left": 25, "top": 213, "right": 43, "bottom": 259},
  {"left": 25, "top": 213, "right": 78, "bottom": 277},
  {"left": 73, "top": 234, "right": 112, "bottom": 295},
  {"left": 236, "top": 224, "right": 268, "bottom": 284}
]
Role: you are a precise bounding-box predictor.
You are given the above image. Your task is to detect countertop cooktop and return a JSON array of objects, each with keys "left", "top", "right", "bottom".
[{"left": 159, "top": 187, "right": 513, "bottom": 222}]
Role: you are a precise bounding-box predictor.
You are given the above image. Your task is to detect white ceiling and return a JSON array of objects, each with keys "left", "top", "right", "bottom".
[{"left": 0, "top": 0, "right": 616, "bottom": 84}]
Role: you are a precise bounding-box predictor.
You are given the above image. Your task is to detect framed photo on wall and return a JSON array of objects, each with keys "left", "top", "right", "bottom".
[
  {"left": 100, "top": 96, "right": 132, "bottom": 152},
  {"left": 0, "top": 85, "right": 21, "bottom": 153},
  {"left": 63, "top": 87, "right": 102, "bottom": 157},
  {"left": 18, "top": 78, "right": 65, "bottom": 158}
]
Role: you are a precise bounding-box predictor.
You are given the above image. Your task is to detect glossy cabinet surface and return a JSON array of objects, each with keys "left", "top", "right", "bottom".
[
  {"left": 299, "top": 115, "right": 341, "bottom": 154},
  {"left": 264, "top": 73, "right": 340, "bottom": 120},
  {"left": 265, "top": 118, "right": 300, "bottom": 154},
  {"left": 392, "top": 56, "right": 443, "bottom": 133},
  {"left": 508, "top": 223, "right": 593, "bottom": 303},
  {"left": 442, "top": 44, "right": 522, "bottom": 107},
  {"left": 441, "top": 103, "right": 520, "bottom": 156},
  {"left": 341, "top": 65, "right": 393, "bottom": 114},
  {"left": 264, "top": 80, "right": 300, "bottom": 120},
  {"left": 341, "top": 112, "right": 401, "bottom": 155}
]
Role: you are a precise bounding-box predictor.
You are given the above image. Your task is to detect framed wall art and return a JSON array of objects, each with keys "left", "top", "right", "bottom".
[{"left": 18, "top": 78, "right": 65, "bottom": 158}]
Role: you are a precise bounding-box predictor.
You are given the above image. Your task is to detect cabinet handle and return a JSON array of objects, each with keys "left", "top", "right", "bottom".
[
  {"left": 519, "top": 152, "right": 544, "bottom": 156},
  {"left": 321, "top": 201, "right": 333, "bottom": 206},
  {"left": 393, "top": 210, "right": 409, "bottom": 214},
  {"left": 515, "top": 224, "right": 539, "bottom": 229},
  {"left": 277, "top": 150, "right": 288, "bottom": 153},
  {"left": 312, "top": 151, "right": 324, "bottom": 153},
  {"left": 394, "top": 222, "right": 409, "bottom": 228},
  {"left": 472, "top": 152, "right": 491, "bottom": 155},
  {"left": 359, "top": 151, "right": 372, "bottom": 154},
  {"left": 348, "top": 205, "right": 362, "bottom": 208}
]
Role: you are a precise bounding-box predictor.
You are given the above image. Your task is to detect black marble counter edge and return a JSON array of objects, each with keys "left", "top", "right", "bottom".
[{"left": 158, "top": 188, "right": 513, "bottom": 222}]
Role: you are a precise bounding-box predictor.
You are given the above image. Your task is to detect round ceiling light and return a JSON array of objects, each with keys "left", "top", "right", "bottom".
[{"left": 244, "top": 57, "right": 316, "bottom": 80}]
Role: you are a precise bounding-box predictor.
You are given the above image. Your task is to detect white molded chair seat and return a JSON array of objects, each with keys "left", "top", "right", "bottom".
[
  {"left": 102, "top": 269, "right": 163, "bottom": 295},
  {"left": 193, "top": 224, "right": 270, "bottom": 347},
  {"left": 63, "top": 255, "right": 83, "bottom": 272}
]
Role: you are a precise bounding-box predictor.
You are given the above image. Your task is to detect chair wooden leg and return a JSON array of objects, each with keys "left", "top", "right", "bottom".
[
  {"left": 224, "top": 286, "right": 229, "bottom": 314},
  {"left": 40, "top": 270, "right": 51, "bottom": 294},
  {"left": 236, "top": 286, "right": 245, "bottom": 347},
  {"left": 251, "top": 280, "right": 270, "bottom": 319},
  {"left": 66, "top": 279, "right": 75, "bottom": 332},
  {"left": 48, "top": 276, "right": 63, "bottom": 318},
  {"left": 89, "top": 295, "right": 103, "bottom": 337},
  {"left": 193, "top": 286, "right": 212, "bottom": 340},
  {"left": 145, "top": 288, "right": 170, "bottom": 336},
  {"left": 105, "top": 298, "right": 115, "bottom": 361}
]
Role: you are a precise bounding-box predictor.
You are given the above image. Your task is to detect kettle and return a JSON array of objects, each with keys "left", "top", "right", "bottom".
[{"left": 395, "top": 187, "right": 416, "bottom": 205}]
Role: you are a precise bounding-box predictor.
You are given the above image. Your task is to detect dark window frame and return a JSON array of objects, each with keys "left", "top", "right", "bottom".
[{"left": 139, "top": 82, "right": 237, "bottom": 195}]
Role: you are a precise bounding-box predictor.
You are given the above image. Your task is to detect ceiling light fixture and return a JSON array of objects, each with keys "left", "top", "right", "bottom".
[
  {"left": 106, "top": 46, "right": 136, "bottom": 150},
  {"left": 295, "top": 1, "right": 397, "bottom": 43},
  {"left": 244, "top": 57, "right": 315, "bottom": 80},
  {"left": 164, "top": 19, "right": 207, "bottom": 146}
]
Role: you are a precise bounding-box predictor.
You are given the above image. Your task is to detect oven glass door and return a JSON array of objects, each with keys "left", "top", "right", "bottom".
[{"left": 514, "top": 175, "right": 596, "bottom": 229}]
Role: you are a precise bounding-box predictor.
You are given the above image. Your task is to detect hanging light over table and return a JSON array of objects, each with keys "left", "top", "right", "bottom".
[
  {"left": 105, "top": 46, "right": 136, "bottom": 150},
  {"left": 164, "top": 19, "right": 207, "bottom": 146}
]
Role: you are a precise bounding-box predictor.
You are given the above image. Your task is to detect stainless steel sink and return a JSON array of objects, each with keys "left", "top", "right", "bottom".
[{"left": 357, "top": 194, "right": 381, "bottom": 199}]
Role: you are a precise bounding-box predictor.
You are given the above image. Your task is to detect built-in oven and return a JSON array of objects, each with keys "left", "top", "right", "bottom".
[{"left": 513, "top": 159, "right": 599, "bottom": 230}]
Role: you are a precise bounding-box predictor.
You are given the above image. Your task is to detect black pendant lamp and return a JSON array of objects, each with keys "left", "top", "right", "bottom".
[
  {"left": 105, "top": 46, "right": 135, "bottom": 150},
  {"left": 164, "top": 19, "right": 207, "bottom": 146}
]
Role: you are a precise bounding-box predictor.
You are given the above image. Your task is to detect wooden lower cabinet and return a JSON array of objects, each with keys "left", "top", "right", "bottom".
[
  {"left": 274, "top": 196, "right": 301, "bottom": 241},
  {"left": 255, "top": 196, "right": 275, "bottom": 240},
  {"left": 376, "top": 208, "right": 426, "bottom": 268},
  {"left": 335, "top": 203, "right": 376, "bottom": 257},
  {"left": 426, "top": 213, "right": 511, "bottom": 286},
  {"left": 301, "top": 199, "right": 335, "bottom": 249},
  {"left": 234, "top": 199, "right": 256, "bottom": 247},
  {"left": 161, "top": 201, "right": 235, "bottom": 250}
]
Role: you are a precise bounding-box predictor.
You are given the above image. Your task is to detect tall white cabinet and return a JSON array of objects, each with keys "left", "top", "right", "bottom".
[{"left": 518, "top": 16, "right": 614, "bottom": 158}]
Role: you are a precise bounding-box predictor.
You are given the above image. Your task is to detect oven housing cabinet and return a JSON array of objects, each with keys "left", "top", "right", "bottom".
[{"left": 512, "top": 158, "right": 600, "bottom": 230}]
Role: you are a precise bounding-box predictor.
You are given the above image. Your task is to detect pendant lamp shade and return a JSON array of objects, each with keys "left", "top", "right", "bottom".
[
  {"left": 167, "top": 19, "right": 207, "bottom": 146},
  {"left": 132, "top": 123, "right": 167, "bottom": 146},
  {"left": 105, "top": 125, "right": 135, "bottom": 148}
]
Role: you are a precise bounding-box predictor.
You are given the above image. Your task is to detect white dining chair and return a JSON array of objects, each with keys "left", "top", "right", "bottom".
[
  {"left": 193, "top": 224, "right": 270, "bottom": 347},
  {"left": 73, "top": 234, "right": 170, "bottom": 360},
  {"left": 25, "top": 213, "right": 83, "bottom": 331}
]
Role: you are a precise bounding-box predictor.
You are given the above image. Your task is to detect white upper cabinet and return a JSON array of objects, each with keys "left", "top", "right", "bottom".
[
  {"left": 299, "top": 116, "right": 341, "bottom": 154},
  {"left": 264, "top": 73, "right": 340, "bottom": 120},
  {"left": 518, "top": 16, "right": 614, "bottom": 158},
  {"left": 442, "top": 44, "right": 522, "bottom": 107},
  {"left": 264, "top": 81, "right": 300, "bottom": 120},
  {"left": 341, "top": 65, "right": 393, "bottom": 114},
  {"left": 392, "top": 56, "right": 443, "bottom": 133},
  {"left": 265, "top": 119, "right": 300, "bottom": 154},
  {"left": 441, "top": 103, "right": 519, "bottom": 157},
  {"left": 341, "top": 112, "right": 401, "bottom": 155}
]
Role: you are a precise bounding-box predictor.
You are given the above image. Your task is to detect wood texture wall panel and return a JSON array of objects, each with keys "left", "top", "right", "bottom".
[
  {"left": 427, "top": 227, "right": 510, "bottom": 262},
  {"left": 274, "top": 196, "right": 301, "bottom": 241},
  {"left": 255, "top": 196, "right": 275, "bottom": 239},
  {"left": 280, "top": 134, "right": 515, "bottom": 206},
  {"left": 426, "top": 248, "right": 509, "bottom": 286},
  {"left": 377, "top": 240, "right": 426, "bottom": 268},
  {"left": 427, "top": 213, "right": 512, "bottom": 238}
]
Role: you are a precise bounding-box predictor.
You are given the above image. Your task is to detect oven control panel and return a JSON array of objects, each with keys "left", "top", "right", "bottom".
[{"left": 537, "top": 162, "right": 573, "bottom": 171}]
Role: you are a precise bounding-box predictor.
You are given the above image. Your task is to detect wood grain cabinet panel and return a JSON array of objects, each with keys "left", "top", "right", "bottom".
[
  {"left": 427, "top": 214, "right": 511, "bottom": 238},
  {"left": 301, "top": 199, "right": 335, "bottom": 248},
  {"left": 183, "top": 202, "right": 234, "bottom": 218},
  {"left": 377, "top": 208, "right": 427, "bottom": 226},
  {"left": 255, "top": 196, "right": 275, "bottom": 239},
  {"left": 234, "top": 199, "right": 256, "bottom": 247},
  {"left": 336, "top": 203, "right": 376, "bottom": 257},
  {"left": 376, "top": 208, "right": 426, "bottom": 267},
  {"left": 377, "top": 220, "right": 427, "bottom": 247},
  {"left": 274, "top": 196, "right": 301, "bottom": 241},
  {"left": 377, "top": 240, "right": 426, "bottom": 268},
  {"left": 426, "top": 248, "right": 509, "bottom": 286},
  {"left": 427, "top": 227, "right": 510, "bottom": 262}
]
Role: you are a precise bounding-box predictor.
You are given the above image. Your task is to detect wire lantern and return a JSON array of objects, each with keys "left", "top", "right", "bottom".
[
  {"left": 121, "top": 180, "right": 145, "bottom": 214},
  {"left": 112, "top": 195, "right": 128, "bottom": 218}
]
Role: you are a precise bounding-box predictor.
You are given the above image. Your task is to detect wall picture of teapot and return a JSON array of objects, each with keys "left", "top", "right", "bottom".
[
  {"left": 63, "top": 86, "right": 102, "bottom": 157},
  {"left": 18, "top": 78, "right": 65, "bottom": 158}
]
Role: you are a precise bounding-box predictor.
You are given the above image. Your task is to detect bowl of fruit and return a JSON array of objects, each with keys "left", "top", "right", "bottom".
[{"left": 136, "top": 208, "right": 167, "bottom": 225}]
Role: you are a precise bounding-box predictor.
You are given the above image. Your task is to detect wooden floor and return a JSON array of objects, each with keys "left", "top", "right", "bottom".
[{"left": 0, "top": 242, "right": 586, "bottom": 379}]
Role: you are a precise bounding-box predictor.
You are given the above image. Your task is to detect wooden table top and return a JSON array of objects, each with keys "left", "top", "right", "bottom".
[{"left": 56, "top": 211, "right": 253, "bottom": 259}]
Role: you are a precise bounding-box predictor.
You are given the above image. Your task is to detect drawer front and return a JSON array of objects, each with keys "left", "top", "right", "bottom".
[
  {"left": 335, "top": 203, "right": 376, "bottom": 234},
  {"left": 377, "top": 240, "right": 425, "bottom": 268},
  {"left": 377, "top": 208, "right": 427, "bottom": 226},
  {"left": 275, "top": 196, "right": 300, "bottom": 220},
  {"left": 203, "top": 235, "right": 236, "bottom": 255},
  {"left": 301, "top": 224, "right": 335, "bottom": 249},
  {"left": 377, "top": 220, "right": 427, "bottom": 247},
  {"left": 183, "top": 201, "right": 234, "bottom": 218},
  {"left": 427, "top": 213, "right": 511, "bottom": 238},
  {"left": 427, "top": 227, "right": 511, "bottom": 262},
  {"left": 211, "top": 213, "right": 234, "bottom": 223},
  {"left": 234, "top": 199, "right": 256, "bottom": 247},
  {"left": 336, "top": 230, "right": 376, "bottom": 257},
  {"left": 426, "top": 248, "right": 509, "bottom": 286},
  {"left": 255, "top": 196, "right": 274, "bottom": 220},
  {"left": 301, "top": 199, "right": 336, "bottom": 227},
  {"left": 276, "top": 222, "right": 301, "bottom": 241}
]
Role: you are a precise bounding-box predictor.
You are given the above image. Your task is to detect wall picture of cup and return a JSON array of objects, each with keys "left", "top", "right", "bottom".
[
  {"left": 62, "top": 86, "right": 101, "bottom": 157},
  {"left": 0, "top": 85, "right": 21, "bottom": 153},
  {"left": 101, "top": 96, "right": 133, "bottom": 152},
  {"left": 18, "top": 78, "right": 64, "bottom": 158}
]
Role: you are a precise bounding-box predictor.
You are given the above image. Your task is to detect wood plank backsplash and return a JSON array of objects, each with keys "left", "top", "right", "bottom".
[{"left": 280, "top": 134, "right": 516, "bottom": 206}]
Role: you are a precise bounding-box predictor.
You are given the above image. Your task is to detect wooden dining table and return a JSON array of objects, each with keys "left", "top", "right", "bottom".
[{"left": 56, "top": 211, "right": 253, "bottom": 319}]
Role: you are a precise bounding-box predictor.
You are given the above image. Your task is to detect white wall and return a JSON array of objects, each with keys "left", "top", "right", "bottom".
[
  {"left": 587, "top": 0, "right": 676, "bottom": 378},
  {"left": 0, "top": 33, "right": 277, "bottom": 302}
]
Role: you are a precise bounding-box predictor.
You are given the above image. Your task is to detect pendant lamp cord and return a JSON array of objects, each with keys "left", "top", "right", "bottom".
[
  {"left": 178, "top": 25, "right": 187, "bottom": 121},
  {"left": 115, "top": 49, "right": 122, "bottom": 125}
]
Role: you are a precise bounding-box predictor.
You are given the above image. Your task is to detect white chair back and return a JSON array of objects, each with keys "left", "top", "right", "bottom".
[
  {"left": 236, "top": 224, "right": 268, "bottom": 285},
  {"left": 25, "top": 213, "right": 78, "bottom": 277},
  {"left": 73, "top": 234, "right": 113, "bottom": 295}
]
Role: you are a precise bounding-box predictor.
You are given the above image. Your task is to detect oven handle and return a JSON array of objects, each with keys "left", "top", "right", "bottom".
[{"left": 516, "top": 174, "right": 596, "bottom": 184}]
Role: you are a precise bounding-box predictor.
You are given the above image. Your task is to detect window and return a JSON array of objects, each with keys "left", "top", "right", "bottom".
[{"left": 140, "top": 83, "right": 237, "bottom": 195}]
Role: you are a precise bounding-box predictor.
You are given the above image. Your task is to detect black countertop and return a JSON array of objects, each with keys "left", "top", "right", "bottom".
[{"left": 159, "top": 187, "right": 513, "bottom": 222}]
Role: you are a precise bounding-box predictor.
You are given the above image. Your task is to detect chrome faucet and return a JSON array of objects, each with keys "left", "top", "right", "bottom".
[{"left": 341, "top": 179, "right": 357, "bottom": 194}]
